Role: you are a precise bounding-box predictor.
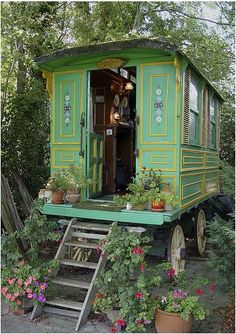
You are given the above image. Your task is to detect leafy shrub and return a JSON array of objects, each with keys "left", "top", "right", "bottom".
[
  {"left": 219, "top": 160, "right": 235, "bottom": 196},
  {"left": 207, "top": 215, "right": 235, "bottom": 289}
]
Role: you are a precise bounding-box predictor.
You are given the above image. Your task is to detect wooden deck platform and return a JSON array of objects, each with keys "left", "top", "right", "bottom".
[{"left": 42, "top": 203, "right": 181, "bottom": 225}]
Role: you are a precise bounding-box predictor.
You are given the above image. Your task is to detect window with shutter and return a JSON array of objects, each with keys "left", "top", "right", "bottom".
[
  {"left": 183, "top": 68, "right": 190, "bottom": 144},
  {"left": 189, "top": 75, "right": 200, "bottom": 145},
  {"left": 210, "top": 95, "right": 217, "bottom": 148},
  {"left": 202, "top": 86, "right": 209, "bottom": 147}
]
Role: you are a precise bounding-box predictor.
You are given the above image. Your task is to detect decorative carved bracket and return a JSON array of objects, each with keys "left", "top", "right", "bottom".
[{"left": 42, "top": 71, "right": 53, "bottom": 97}]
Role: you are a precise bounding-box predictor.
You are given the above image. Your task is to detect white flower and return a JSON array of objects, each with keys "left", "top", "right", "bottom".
[{"left": 161, "top": 296, "right": 167, "bottom": 303}]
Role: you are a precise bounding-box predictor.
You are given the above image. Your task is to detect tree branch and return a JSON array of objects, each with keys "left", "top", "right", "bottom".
[{"left": 144, "top": 7, "right": 231, "bottom": 26}]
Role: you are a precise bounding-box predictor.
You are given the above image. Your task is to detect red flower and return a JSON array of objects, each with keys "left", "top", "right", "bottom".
[
  {"left": 136, "top": 319, "right": 143, "bottom": 325},
  {"left": 132, "top": 246, "right": 144, "bottom": 255},
  {"left": 209, "top": 283, "right": 217, "bottom": 292},
  {"left": 167, "top": 268, "right": 176, "bottom": 279},
  {"left": 97, "top": 293, "right": 103, "bottom": 299},
  {"left": 111, "top": 327, "right": 116, "bottom": 333},
  {"left": 140, "top": 263, "right": 145, "bottom": 272},
  {"left": 135, "top": 292, "right": 145, "bottom": 300},
  {"left": 196, "top": 289, "right": 203, "bottom": 296},
  {"left": 116, "top": 319, "right": 126, "bottom": 326},
  {"left": 96, "top": 246, "right": 102, "bottom": 254}
]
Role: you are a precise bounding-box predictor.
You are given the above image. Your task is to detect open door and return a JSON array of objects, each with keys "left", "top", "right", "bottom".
[{"left": 89, "top": 133, "right": 104, "bottom": 198}]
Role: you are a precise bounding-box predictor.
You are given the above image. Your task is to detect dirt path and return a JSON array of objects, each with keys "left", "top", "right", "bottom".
[{"left": 1, "top": 249, "right": 232, "bottom": 333}]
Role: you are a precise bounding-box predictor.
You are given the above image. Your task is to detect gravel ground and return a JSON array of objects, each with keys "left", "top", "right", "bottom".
[{"left": 1, "top": 241, "right": 232, "bottom": 333}]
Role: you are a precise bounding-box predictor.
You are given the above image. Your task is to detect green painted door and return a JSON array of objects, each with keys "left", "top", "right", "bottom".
[
  {"left": 89, "top": 133, "right": 104, "bottom": 198},
  {"left": 138, "top": 61, "right": 177, "bottom": 189},
  {"left": 52, "top": 70, "right": 85, "bottom": 173}
]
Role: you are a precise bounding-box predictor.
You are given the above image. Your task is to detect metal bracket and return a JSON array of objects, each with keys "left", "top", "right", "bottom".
[{"left": 79, "top": 112, "right": 85, "bottom": 158}]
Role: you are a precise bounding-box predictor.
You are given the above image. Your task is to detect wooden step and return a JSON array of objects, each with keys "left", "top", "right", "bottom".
[
  {"left": 65, "top": 241, "right": 99, "bottom": 249},
  {"left": 44, "top": 306, "right": 80, "bottom": 318},
  {"left": 52, "top": 277, "right": 90, "bottom": 289},
  {"left": 46, "top": 297, "right": 83, "bottom": 310},
  {"left": 59, "top": 259, "right": 98, "bottom": 269},
  {"left": 72, "top": 232, "right": 107, "bottom": 240},
  {"left": 71, "top": 222, "right": 110, "bottom": 232}
]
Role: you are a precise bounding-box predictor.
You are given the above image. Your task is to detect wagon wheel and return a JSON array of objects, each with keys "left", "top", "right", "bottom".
[
  {"left": 167, "top": 224, "right": 186, "bottom": 275},
  {"left": 194, "top": 209, "right": 207, "bottom": 256}
]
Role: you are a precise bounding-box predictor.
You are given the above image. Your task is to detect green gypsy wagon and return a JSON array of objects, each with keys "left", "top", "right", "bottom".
[{"left": 33, "top": 38, "right": 223, "bottom": 329}]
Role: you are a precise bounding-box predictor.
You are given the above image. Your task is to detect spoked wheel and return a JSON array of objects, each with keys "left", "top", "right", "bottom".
[
  {"left": 167, "top": 224, "right": 186, "bottom": 275},
  {"left": 194, "top": 209, "right": 207, "bottom": 256}
]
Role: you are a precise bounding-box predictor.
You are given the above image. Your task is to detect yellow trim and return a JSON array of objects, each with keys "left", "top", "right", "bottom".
[
  {"left": 139, "top": 62, "right": 177, "bottom": 145},
  {"left": 182, "top": 180, "right": 203, "bottom": 200},
  {"left": 149, "top": 73, "right": 169, "bottom": 137},
  {"left": 52, "top": 147, "right": 81, "bottom": 169},
  {"left": 52, "top": 70, "right": 84, "bottom": 145},
  {"left": 55, "top": 69, "right": 84, "bottom": 75},
  {"left": 139, "top": 147, "right": 177, "bottom": 172},
  {"left": 60, "top": 153, "right": 75, "bottom": 162},
  {"left": 150, "top": 155, "right": 168, "bottom": 164},
  {"left": 59, "top": 80, "right": 76, "bottom": 138},
  {"left": 180, "top": 191, "right": 219, "bottom": 210}
]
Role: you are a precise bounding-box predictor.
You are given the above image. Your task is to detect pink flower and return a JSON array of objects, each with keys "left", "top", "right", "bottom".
[
  {"left": 40, "top": 284, "right": 46, "bottom": 290},
  {"left": 167, "top": 268, "right": 176, "bottom": 279},
  {"left": 26, "top": 288, "right": 32, "bottom": 294},
  {"left": 27, "top": 293, "right": 33, "bottom": 299},
  {"left": 10, "top": 296, "right": 15, "bottom": 302},
  {"left": 111, "top": 327, "right": 116, "bottom": 333},
  {"left": 14, "top": 292, "right": 19, "bottom": 297},
  {"left": 196, "top": 289, "right": 204, "bottom": 296},
  {"left": 16, "top": 299, "right": 22, "bottom": 305},
  {"left": 8, "top": 278, "right": 15, "bottom": 285},
  {"left": 96, "top": 246, "right": 102, "bottom": 254},
  {"left": 2, "top": 287, "right": 8, "bottom": 294},
  {"left": 17, "top": 279, "right": 23, "bottom": 286},
  {"left": 19, "top": 260, "right": 25, "bottom": 267},
  {"left": 6, "top": 294, "right": 11, "bottom": 300},
  {"left": 132, "top": 246, "right": 144, "bottom": 255},
  {"left": 209, "top": 283, "right": 217, "bottom": 292}
]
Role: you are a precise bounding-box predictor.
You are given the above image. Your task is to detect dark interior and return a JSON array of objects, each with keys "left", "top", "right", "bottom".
[{"left": 90, "top": 67, "right": 136, "bottom": 197}]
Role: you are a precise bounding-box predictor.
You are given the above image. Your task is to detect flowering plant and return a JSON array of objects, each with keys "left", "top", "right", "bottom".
[
  {"left": 156, "top": 267, "right": 217, "bottom": 321},
  {"left": 92, "top": 226, "right": 217, "bottom": 333},
  {"left": 1, "top": 259, "right": 59, "bottom": 310}
]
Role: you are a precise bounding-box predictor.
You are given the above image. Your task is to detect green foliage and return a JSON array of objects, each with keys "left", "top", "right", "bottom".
[
  {"left": 207, "top": 215, "right": 235, "bottom": 289},
  {"left": 93, "top": 227, "right": 212, "bottom": 332},
  {"left": 1, "top": 199, "right": 61, "bottom": 264},
  {"left": 219, "top": 159, "right": 235, "bottom": 195},
  {"left": 138, "top": 167, "right": 162, "bottom": 191},
  {"left": 50, "top": 171, "right": 68, "bottom": 192},
  {"left": 162, "top": 193, "right": 179, "bottom": 206},
  {"left": 63, "top": 166, "right": 92, "bottom": 191}
]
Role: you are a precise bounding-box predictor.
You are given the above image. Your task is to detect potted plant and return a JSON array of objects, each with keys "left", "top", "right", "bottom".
[
  {"left": 50, "top": 171, "right": 68, "bottom": 204},
  {"left": 64, "top": 167, "right": 92, "bottom": 204},
  {"left": 147, "top": 188, "right": 165, "bottom": 211},
  {"left": 139, "top": 167, "right": 162, "bottom": 191},
  {"left": 162, "top": 193, "right": 179, "bottom": 211},
  {"left": 114, "top": 178, "right": 148, "bottom": 211},
  {"left": 155, "top": 269, "right": 212, "bottom": 333}
]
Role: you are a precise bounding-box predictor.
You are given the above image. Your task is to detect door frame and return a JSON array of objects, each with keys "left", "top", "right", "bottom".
[{"left": 85, "top": 65, "right": 139, "bottom": 199}]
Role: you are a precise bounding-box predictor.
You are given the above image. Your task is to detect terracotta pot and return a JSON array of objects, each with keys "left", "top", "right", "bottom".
[
  {"left": 132, "top": 203, "right": 147, "bottom": 211},
  {"left": 52, "top": 191, "right": 64, "bottom": 204},
  {"left": 65, "top": 190, "right": 80, "bottom": 204},
  {"left": 152, "top": 199, "right": 165, "bottom": 210},
  {"left": 155, "top": 309, "right": 193, "bottom": 333}
]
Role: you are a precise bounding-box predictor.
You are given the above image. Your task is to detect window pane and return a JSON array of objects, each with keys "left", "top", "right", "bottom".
[
  {"left": 210, "top": 96, "right": 215, "bottom": 122},
  {"left": 189, "top": 111, "right": 196, "bottom": 139},
  {"left": 120, "top": 68, "right": 128, "bottom": 79},
  {"left": 190, "top": 80, "right": 198, "bottom": 112}
]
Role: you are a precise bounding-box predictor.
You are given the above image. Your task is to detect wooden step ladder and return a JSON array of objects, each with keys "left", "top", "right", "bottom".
[{"left": 30, "top": 218, "right": 115, "bottom": 331}]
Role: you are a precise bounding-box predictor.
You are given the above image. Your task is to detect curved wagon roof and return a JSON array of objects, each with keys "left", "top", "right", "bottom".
[{"left": 36, "top": 37, "right": 224, "bottom": 100}]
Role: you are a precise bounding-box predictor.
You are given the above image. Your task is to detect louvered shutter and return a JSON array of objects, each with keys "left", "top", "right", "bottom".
[
  {"left": 183, "top": 67, "right": 190, "bottom": 144},
  {"left": 202, "top": 86, "right": 209, "bottom": 147}
]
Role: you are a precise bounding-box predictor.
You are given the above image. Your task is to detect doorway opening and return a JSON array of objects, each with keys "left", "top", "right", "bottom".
[{"left": 88, "top": 66, "right": 137, "bottom": 199}]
